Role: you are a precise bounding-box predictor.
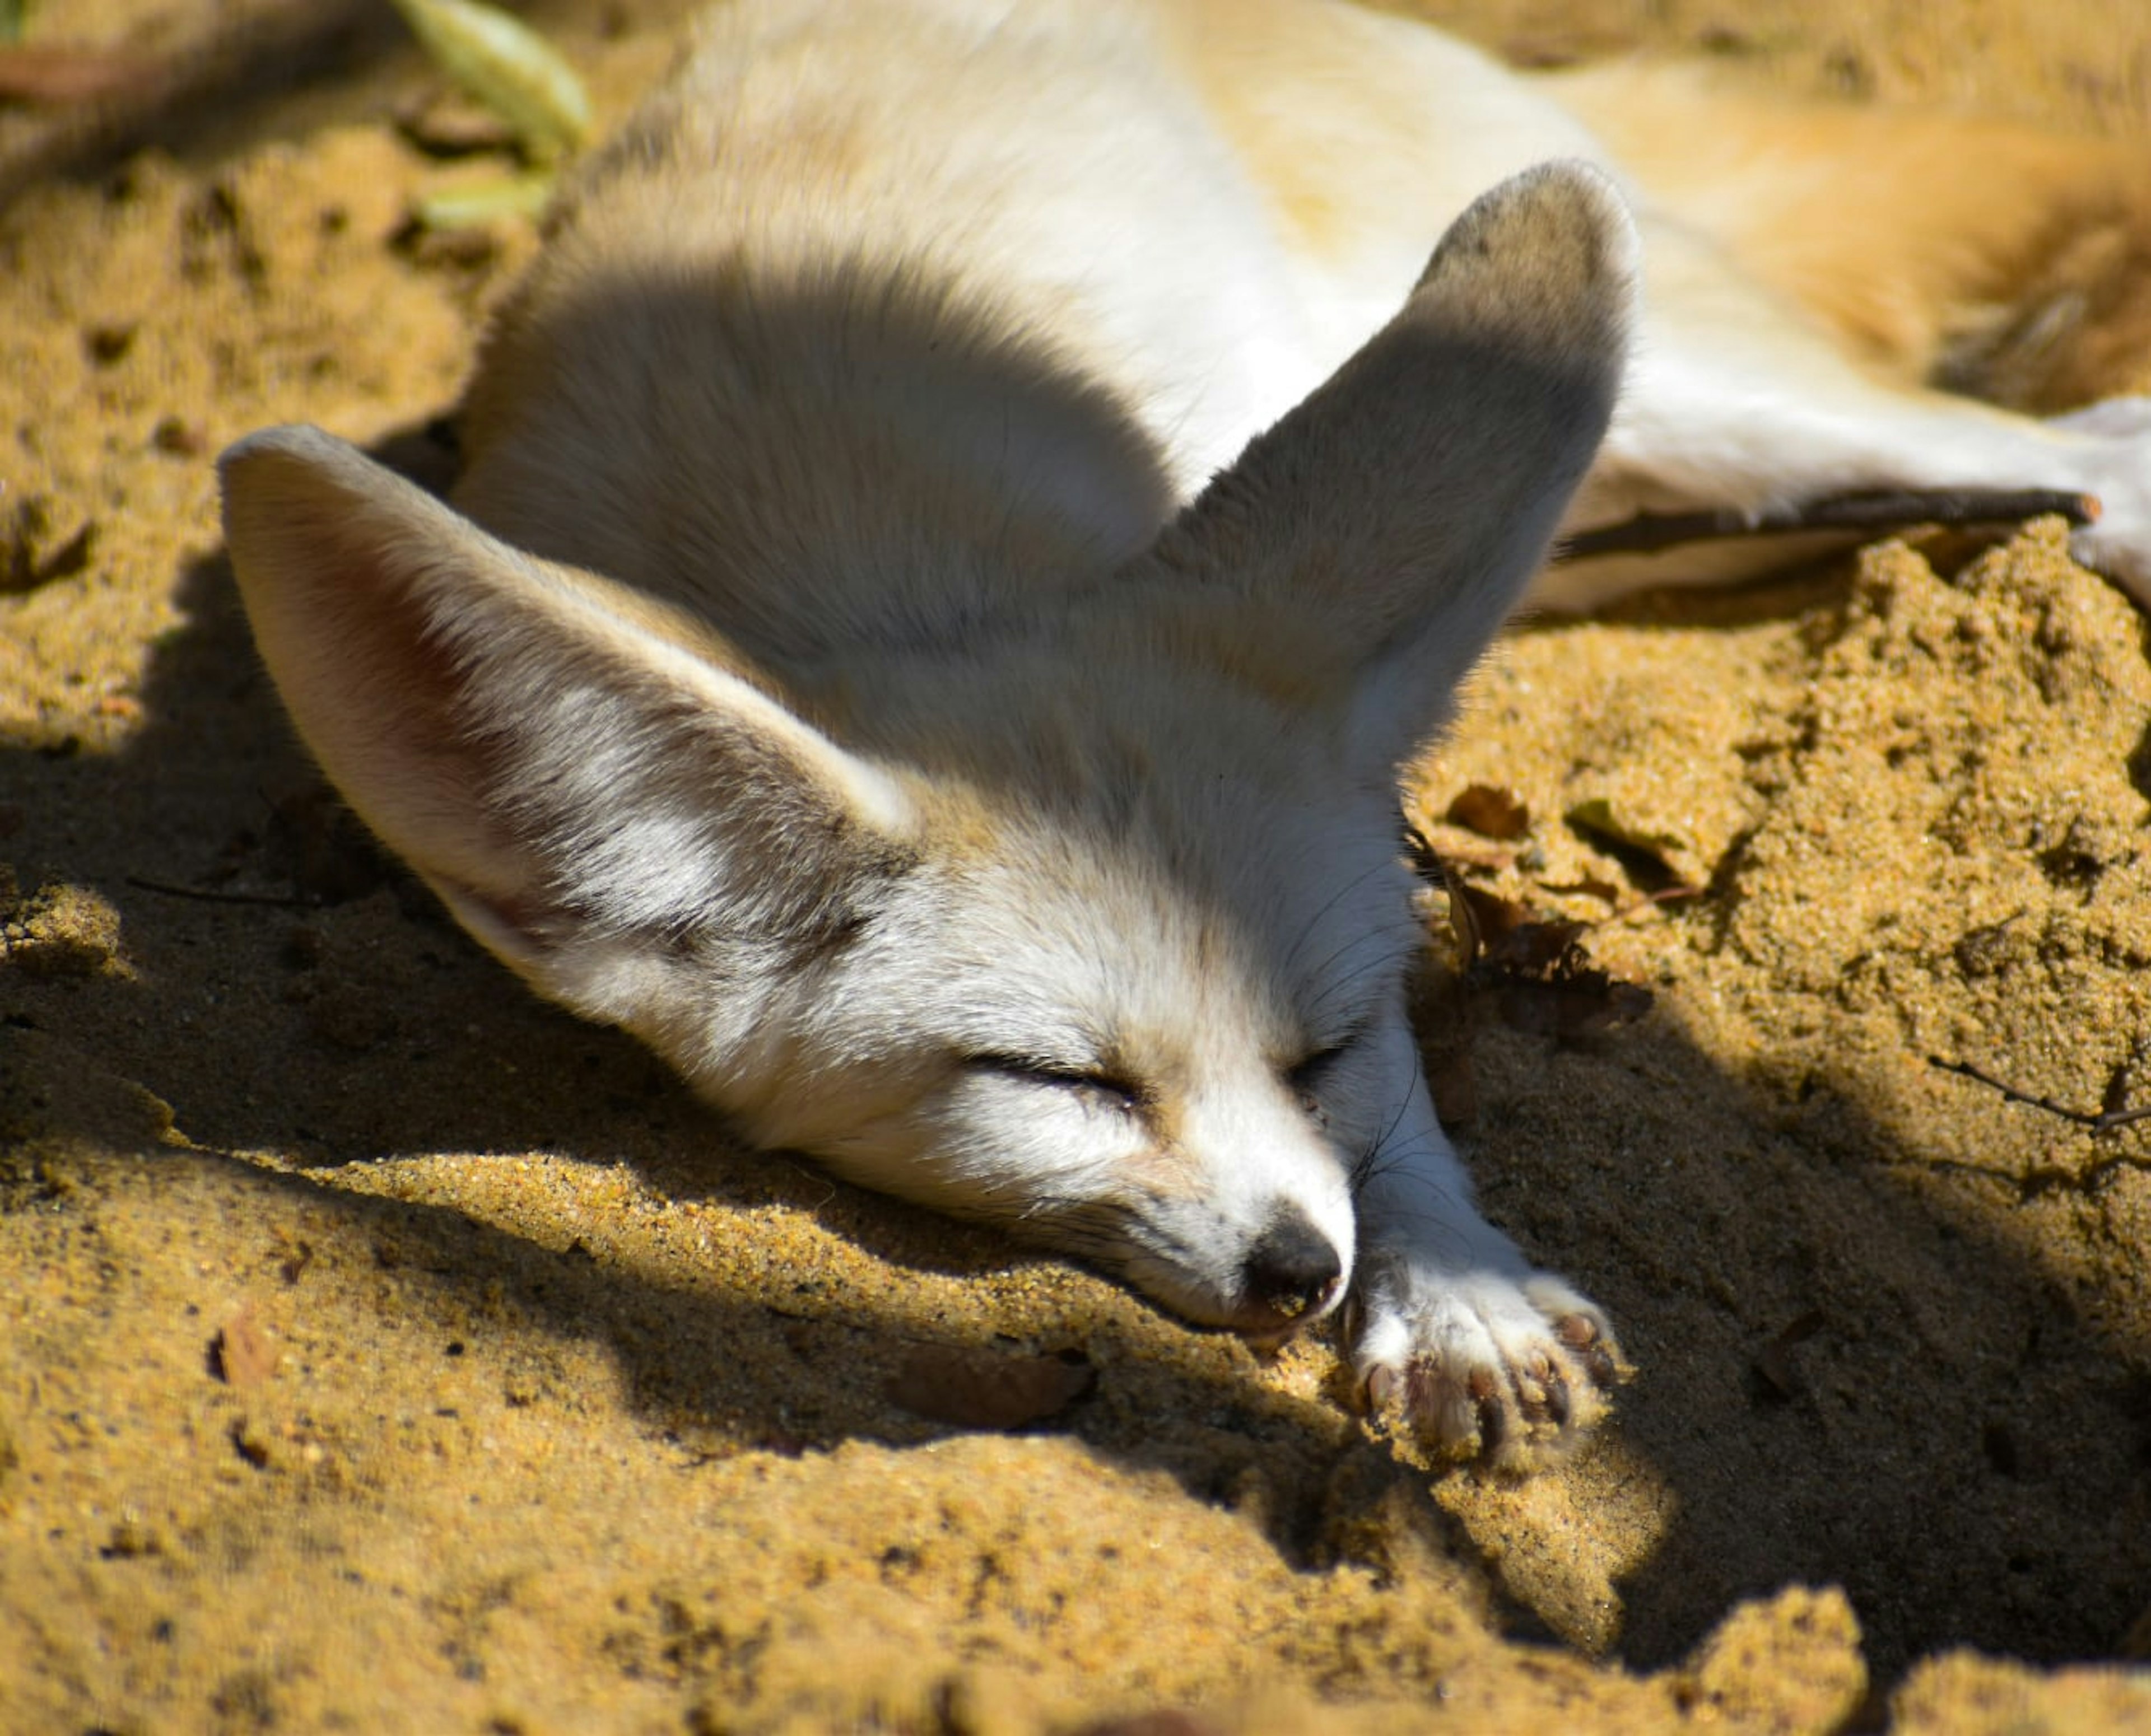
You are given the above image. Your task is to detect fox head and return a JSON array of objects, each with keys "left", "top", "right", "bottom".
[{"left": 219, "top": 164, "right": 1633, "bottom": 1338}]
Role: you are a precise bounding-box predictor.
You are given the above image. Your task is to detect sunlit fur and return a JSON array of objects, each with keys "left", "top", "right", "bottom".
[{"left": 223, "top": 0, "right": 2150, "bottom": 1468}]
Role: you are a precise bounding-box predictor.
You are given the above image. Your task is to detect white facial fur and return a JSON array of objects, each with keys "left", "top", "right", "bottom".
[{"left": 648, "top": 680, "right": 1427, "bottom": 1332}]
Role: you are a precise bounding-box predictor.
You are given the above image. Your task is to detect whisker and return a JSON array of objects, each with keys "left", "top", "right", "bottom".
[
  {"left": 1301, "top": 936, "right": 1424, "bottom": 1030},
  {"left": 1280, "top": 855, "right": 1399, "bottom": 983}
]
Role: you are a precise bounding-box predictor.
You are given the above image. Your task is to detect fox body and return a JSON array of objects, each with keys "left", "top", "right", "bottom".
[{"left": 221, "top": 0, "right": 2151, "bottom": 1466}]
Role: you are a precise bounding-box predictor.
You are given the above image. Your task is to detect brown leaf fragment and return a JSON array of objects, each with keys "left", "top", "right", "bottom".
[
  {"left": 1491, "top": 917, "right": 1586, "bottom": 974},
  {"left": 209, "top": 1307, "right": 277, "bottom": 1388},
  {"left": 1452, "top": 882, "right": 1535, "bottom": 955},
  {"left": 1428, "top": 1047, "right": 1479, "bottom": 1127},
  {"left": 1753, "top": 1309, "right": 1826, "bottom": 1401},
  {"left": 1463, "top": 903, "right": 1653, "bottom": 1039},
  {"left": 885, "top": 1344, "right": 1095, "bottom": 1430},
  {"left": 1495, "top": 976, "right": 1652, "bottom": 1039},
  {"left": 1446, "top": 783, "right": 1532, "bottom": 841},
  {"left": 0, "top": 44, "right": 156, "bottom": 104}
]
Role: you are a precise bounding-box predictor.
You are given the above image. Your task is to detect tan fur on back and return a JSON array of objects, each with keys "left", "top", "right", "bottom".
[{"left": 1554, "top": 61, "right": 2151, "bottom": 407}]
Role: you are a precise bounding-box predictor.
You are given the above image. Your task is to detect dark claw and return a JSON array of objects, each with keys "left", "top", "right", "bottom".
[
  {"left": 1556, "top": 1313, "right": 1630, "bottom": 1389},
  {"left": 1468, "top": 1365, "right": 1506, "bottom": 1459},
  {"left": 1542, "top": 1360, "right": 1572, "bottom": 1428},
  {"left": 1515, "top": 1352, "right": 1553, "bottom": 1421}
]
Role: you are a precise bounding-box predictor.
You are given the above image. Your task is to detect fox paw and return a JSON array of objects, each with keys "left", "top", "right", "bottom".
[
  {"left": 2048, "top": 395, "right": 2151, "bottom": 441},
  {"left": 2048, "top": 396, "right": 2151, "bottom": 605},
  {"left": 1348, "top": 1267, "right": 1630, "bottom": 1470}
]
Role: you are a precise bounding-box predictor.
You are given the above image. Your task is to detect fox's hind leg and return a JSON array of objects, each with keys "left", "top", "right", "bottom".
[
  {"left": 1537, "top": 207, "right": 2151, "bottom": 612},
  {"left": 1540, "top": 67, "right": 2151, "bottom": 611}
]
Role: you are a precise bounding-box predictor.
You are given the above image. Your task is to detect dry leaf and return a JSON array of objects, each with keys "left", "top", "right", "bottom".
[
  {"left": 209, "top": 1306, "right": 277, "bottom": 1388},
  {"left": 1446, "top": 783, "right": 1532, "bottom": 841},
  {"left": 1452, "top": 882, "right": 1531, "bottom": 951},
  {"left": 1565, "top": 796, "right": 1691, "bottom": 888},
  {"left": 1492, "top": 918, "right": 1587, "bottom": 974},
  {"left": 1495, "top": 976, "right": 1652, "bottom": 1039},
  {"left": 1753, "top": 1309, "right": 1826, "bottom": 1401},
  {"left": 1442, "top": 885, "right": 1655, "bottom": 1041}
]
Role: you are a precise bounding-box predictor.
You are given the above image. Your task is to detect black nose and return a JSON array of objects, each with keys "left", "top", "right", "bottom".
[{"left": 1242, "top": 1209, "right": 1343, "bottom": 1324}]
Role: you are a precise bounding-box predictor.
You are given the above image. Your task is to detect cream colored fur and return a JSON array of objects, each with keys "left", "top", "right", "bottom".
[{"left": 221, "top": 0, "right": 2150, "bottom": 1468}]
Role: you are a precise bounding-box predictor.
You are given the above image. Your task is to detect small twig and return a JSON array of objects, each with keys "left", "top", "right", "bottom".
[
  {"left": 125, "top": 874, "right": 316, "bottom": 909},
  {"left": 1927, "top": 1054, "right": 2151, "bottom": 1135},
  {"left": 1559, "top": 487, "right": 2097, "bottom": 562}
]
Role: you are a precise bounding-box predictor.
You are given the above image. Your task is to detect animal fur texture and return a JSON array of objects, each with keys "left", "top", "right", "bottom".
[{"left": 219, "top": 0, "right": 2151, "bottom": 1467}]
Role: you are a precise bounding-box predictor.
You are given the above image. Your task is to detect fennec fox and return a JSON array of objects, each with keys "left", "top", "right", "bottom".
[{"left": 220, "top": 0, "right": 2151, "bottom": 1467}]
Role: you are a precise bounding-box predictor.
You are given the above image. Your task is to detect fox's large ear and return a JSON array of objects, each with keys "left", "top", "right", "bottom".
[
  {"left": 220, "top": 425, "right": 915, "bottom": 1027},
  {"left": 1133, "top": 161, "right": 1635, "bottom": 765}
]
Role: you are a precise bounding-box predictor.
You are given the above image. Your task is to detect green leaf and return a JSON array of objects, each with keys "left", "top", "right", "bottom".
[
  {"left": 412, "top": 170, "right": 557, "bottom": 228},
  {"left": 1564, "top": 797, "right": 1685, "bottom": 858},
  {"left": 387, "top": 0, "right": 590, "bottom": 164}
]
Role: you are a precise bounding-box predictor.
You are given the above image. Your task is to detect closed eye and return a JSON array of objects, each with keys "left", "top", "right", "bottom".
[
  {"left": 1284, "top": 1029, "right": 1365, "bottom": 1101},
  {"left": 968, "top": 1053, "right": 1146, "bottom": 1110}
]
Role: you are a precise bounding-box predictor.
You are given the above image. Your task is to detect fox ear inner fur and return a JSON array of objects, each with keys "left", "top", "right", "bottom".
[{"left": 218, "top": 423, "right": 919, "bottom": 1019}]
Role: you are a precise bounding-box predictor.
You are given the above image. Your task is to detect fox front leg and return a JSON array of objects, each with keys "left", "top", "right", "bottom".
[{"left": 1345, "top": 1055, "right": 1629, "bottom": 1468}]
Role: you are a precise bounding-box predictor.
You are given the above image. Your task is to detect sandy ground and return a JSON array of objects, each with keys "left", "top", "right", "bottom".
[{"left": 3, "top": 0, "right": 2150, "bottom": 1730}]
